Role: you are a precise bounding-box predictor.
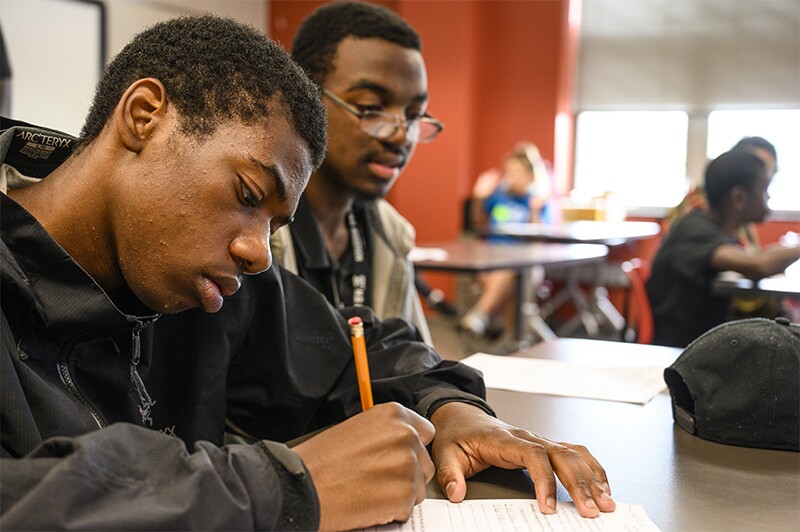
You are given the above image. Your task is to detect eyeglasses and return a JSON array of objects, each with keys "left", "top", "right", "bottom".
[{"left": 322, "top": 88, "right": 444, "bottom": 144}]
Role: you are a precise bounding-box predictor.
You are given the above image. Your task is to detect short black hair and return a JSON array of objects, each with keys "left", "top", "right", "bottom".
[
  {"left": 731, "top": 136, "right": 777, "bottom": 165},
  {"left": 705, "top": 150, "right": 766, "bottom": 210},
  {"left": 78, "top": 15, "right": 327, "bottom": 168},
  {"left": 291, "top": 1, "right": 421, "bottom": 85}
]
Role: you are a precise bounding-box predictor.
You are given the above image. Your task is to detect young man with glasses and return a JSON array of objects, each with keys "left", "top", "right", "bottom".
[{"left": 271, "top": 1, "right": 444, "bottom": 344}]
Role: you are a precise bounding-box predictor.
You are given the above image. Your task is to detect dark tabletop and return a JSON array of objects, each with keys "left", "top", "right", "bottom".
[{"left": 428, "top": 339, "right": 800, "bottom": 532}]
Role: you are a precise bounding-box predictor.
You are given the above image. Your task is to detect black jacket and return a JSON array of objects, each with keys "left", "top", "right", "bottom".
[{"left": 0, "top": 120, "right": 490, "bottom": 530}]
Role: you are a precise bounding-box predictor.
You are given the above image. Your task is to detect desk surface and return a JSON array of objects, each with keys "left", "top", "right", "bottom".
[
  {"left": 713, "top": 261, "right": 800, "bottom": 299},
  {"left": 489, "top": 220, "right": 662, "bottom": 247},
  {"left": 429, "top": 339, "right": 800, "bottom": 532},
  {"left": 412, "top": 240, "right": 608, "bottom": 273}
]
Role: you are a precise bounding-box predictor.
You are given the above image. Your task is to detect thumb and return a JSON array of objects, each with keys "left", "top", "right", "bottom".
[{"left": 436, "top": 460, "right": 468, "bottom": 503}]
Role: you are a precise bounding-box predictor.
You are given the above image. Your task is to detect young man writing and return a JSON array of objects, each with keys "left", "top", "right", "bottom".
[{"left": 1, "top": 14, "right": 614, "bottom": 531}]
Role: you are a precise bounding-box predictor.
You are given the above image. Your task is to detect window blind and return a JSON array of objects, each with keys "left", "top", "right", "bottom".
[{"left": 578, "top": 0, "right": 800, "bottom": 111}]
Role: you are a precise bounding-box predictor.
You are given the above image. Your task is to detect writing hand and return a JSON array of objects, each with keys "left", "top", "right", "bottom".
[
  {"left": 294, "top": 402, "right": 435, "bottom": 531},
  {"left": 430, "top": 402, "right": 615, "bottom": 518}
]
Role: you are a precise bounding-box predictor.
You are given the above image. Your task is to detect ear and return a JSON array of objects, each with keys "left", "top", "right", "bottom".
[
  {"left": 114, "top": 78, "right": 168, "bottom": 153},
  {"left": 728, "top": 185, "right": 748, "bottom": 213}
]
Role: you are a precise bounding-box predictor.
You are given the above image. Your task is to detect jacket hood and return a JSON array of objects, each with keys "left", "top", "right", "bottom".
[{"left": 1, "top": 119, "right": 157, "bottom": 337}]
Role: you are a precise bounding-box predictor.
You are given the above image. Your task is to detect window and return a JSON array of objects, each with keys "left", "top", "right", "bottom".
[
  {"left": 707, "top": 109, "right": 800, "bottom": 212},
  {"left": 573, "top": 111, "right": 689, "bottom": 209}
]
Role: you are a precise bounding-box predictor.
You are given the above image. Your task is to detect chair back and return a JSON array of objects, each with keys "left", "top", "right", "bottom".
[{"left": 621, "top": 258, "right": 654, "bottom": 344}]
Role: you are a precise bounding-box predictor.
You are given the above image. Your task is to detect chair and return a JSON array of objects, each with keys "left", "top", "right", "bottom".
[{"left": 621, "top": 259, "right": 653, "bottom": 344}]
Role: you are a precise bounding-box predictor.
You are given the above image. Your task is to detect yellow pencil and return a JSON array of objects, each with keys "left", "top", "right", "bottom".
[{"left": 348, "top": 316, "right": 373, "bottom": 411}]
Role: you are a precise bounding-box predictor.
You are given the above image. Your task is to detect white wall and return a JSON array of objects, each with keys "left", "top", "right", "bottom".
[
  {"left": 105, "top": 0, "right": 268, "bottom": 60},
  {"left": 1, "top": 0, "right": 105, "bottom": 134},
  {"left": 0, "top": 0, "right": 267, "bottom": 135}
]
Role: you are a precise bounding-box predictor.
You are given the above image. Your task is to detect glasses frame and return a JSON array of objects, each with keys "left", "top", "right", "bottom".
[{"left": 322, "top": 88, "right": 444, "bottom": 144}]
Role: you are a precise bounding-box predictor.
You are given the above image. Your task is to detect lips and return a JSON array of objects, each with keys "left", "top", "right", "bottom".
[
  {"left": 211, "top": 275, "right": 242, "bottom": 297},
  {"left": 372, "top": 153, "right": 405, "bottom": 169},
  {"left": 198, "top": 275, "right": 241, "bottom": 313},
  {"left": 367, "top": 154, "right": 405, "bottom": 181}
]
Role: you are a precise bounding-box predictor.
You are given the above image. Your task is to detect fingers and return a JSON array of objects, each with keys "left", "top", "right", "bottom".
[
  {"left": 437, "top": 427, "right": 611, "bottom": 517},
  {"left": 435, "top": 460, "right": 468, "bottom": 502},
  {"left": 428, "top": 402, "right": 614, "bottom": 519},
  {"left": 569, "top": 443, "right": 612, "bottom": 496},
  {"left": 369, "top": 403, "right": 435, "bottom": 486},
  {"left": 295, "top": 403, "right": 436, "bottom": 530},
  {"left": 546, "top": 442, "right": 615, "bottom": 517},
  {"left": 578, "top": 455, "right": 615, "bottom": 514},
  {"left": 402, "top": 407, "right": 435, "bottom": 446},
  {"left": 416, "top": 437, "right": 436, "bottom": 488},
  {"left": 501, "top": 429, "right": 613, "bottom": 517},
  {"left": 520, "top": 443, "right": 559, "bottom": 515},
  {"left": 377, "top": 405, "right": 434, "bottom": 513}
]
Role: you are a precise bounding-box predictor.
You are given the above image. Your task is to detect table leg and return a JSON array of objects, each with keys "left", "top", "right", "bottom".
[
  {"left": 540, "top": 264, "right": 600, "bottom": 337},
  {"left": 516, "top": 268, "right": 557, "bottom": 344},
  {"left": 593, "top": 286, "right": 626, "bottom": 332}
]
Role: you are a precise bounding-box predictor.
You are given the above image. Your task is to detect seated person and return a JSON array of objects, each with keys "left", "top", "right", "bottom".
[
  {"left": 666, "top": 136, "right": 778, "bottom": 252},
  {"left": 647, "top": 150, "right": 800, "bottom": 347},
  {"left": 0, "top": 14, "right": 615, "bottom": 531},
  {"left": 666, "top": 136, "right": 791, "bottom": 321},
  {"left": 459, "top": 142, "right": 553, "bottom": 339},
  {"left": 270, "top": 2, "right": 439, "bottom": 344}
]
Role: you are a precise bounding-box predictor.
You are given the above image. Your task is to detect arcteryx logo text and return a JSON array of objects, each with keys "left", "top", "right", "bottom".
[
  {"left": 15, "top": 130, "right": 73, "bottom": 161},
  {"left": 16, "top": 130, "right": 73, "bottom": 148}
]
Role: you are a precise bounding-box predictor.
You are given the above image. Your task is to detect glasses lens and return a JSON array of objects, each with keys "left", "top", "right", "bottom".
[
  {"left": 360, "top": 114, "right": 397, "bottom": 140},
  {"left": 417, "top": 118, "right": 443, "bottom": 143},
  {"left": 359, "top": 113, "right": 442, "bottom": 143}
]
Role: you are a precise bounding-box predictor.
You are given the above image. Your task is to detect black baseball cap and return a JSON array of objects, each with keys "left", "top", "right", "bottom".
[{"left": 664, "top": 317, "right": 799, "bottom": 451}]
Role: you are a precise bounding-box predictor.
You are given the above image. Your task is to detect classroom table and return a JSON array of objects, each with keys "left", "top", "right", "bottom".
[
  {"left": 488, "top": 221, "right": 662, "bottom": 337},
  {"left": 427, "top": 339, "right": 800, "bottom": 532},
  {"left": 411, "top": 239, "right": 608, "bottom": 344},
  {"left": 713, "top": 260, "right": 800, "bottom": 299},
  {"left": 488, "top": 220, "right": 662, "bottom": 247}
]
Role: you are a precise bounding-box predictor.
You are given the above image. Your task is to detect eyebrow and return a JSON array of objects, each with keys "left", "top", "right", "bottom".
[
  {"left": 345, "top": 80, "right": 429, "bottom": 104},
  {"left": 249, "top": 156, "right": 288, "bottom": 202}
]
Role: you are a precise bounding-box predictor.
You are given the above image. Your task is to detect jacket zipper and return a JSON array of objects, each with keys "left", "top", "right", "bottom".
[
  {"left": 57, "top": 319, "right": 154, "bottom": 430},
  {"left": 129, "top": 321, "right": 157, "bottom": 426},
  {"left": 58, "top": 334, "right": 107, "bottom": 429}
]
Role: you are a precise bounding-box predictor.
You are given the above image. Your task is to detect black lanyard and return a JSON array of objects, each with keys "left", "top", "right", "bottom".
[{"left": 330, "top": 210, "right": 368, "bottom": 309}]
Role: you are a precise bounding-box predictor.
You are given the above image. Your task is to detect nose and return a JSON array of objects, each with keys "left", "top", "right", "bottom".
[
  {"left": 230, "top": 233, "right": 272, "bottom": 275},
  {"left": 384, "top": 115, "right": 417, "bottom": 146}
]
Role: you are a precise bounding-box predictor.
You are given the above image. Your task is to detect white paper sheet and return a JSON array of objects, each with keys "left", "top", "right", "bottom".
[
  {"left": 460, "top": 353, "right": 667, "bottom": 404},
  {"left": 358, "top": 499, "right": 660, "bottom": 532},
  {"left": 408, "top": 246, "right": 449, "bottom": 262}
]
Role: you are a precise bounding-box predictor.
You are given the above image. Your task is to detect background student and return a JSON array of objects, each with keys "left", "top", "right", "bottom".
[
  {"left": 460, "top": 142, "right": 554, "bottom": 339},
  {"left": 1, "top": 13, "right": 615, "bottom": 531},
  {"left": 667, "top": 136, "right": 778, "bottom": 252},
  {"left": 647, "top": 149, "right": 800, "bottom": 347},
  {"left": 665, "top": 136, "right": 793, "bottom": 321},
  {"left": 270, "top": 1, "right": 438, "bottom": 344}
]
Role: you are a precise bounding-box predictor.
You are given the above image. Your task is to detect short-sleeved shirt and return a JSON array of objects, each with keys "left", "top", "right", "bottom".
[
  {"left": 483, "top": 187, "right": 532, "bottom": 226},
  {"left": 483, "top": 187, "right": 533, "bottom": 243},
  {"left": 646, "top": 210, "right": 738, "bottom": 347}
]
